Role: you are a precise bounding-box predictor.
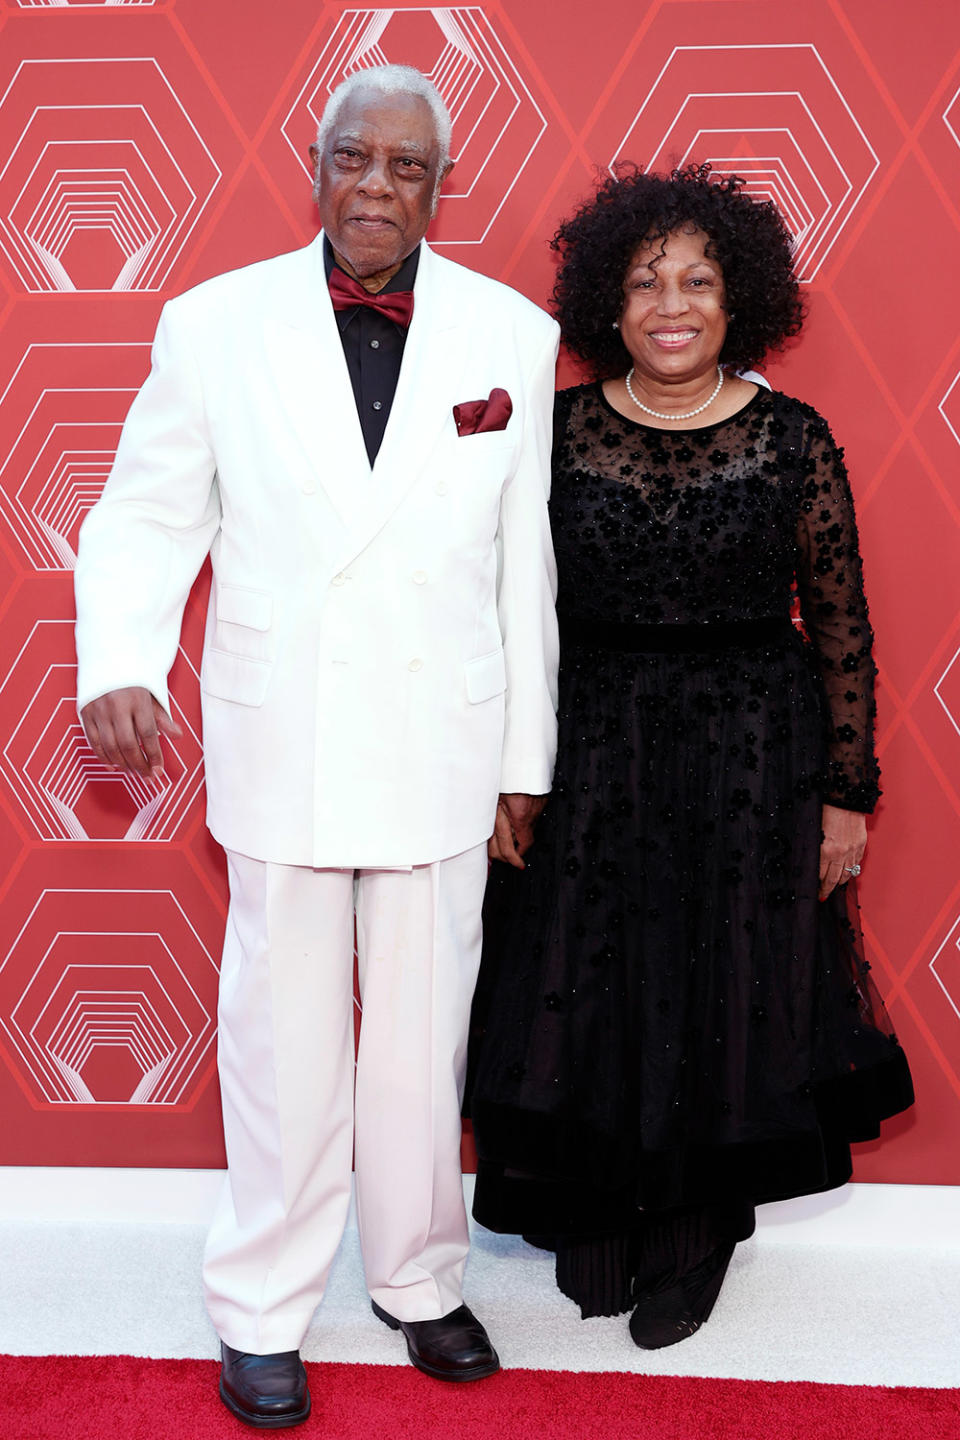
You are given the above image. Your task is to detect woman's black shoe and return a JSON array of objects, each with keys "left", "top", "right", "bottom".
[{"left": 629, "top": 1240, "right": 735, "bottom": 1350}]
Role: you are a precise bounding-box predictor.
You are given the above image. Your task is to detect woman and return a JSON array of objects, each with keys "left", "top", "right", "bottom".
[{"left": 467, "top": 165, "right": 913, "bottom": 1349}]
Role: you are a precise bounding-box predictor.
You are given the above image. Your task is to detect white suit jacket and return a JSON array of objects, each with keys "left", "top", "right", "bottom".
[{"left": 74, "top": 235, "right": 560, "bottom": 867}]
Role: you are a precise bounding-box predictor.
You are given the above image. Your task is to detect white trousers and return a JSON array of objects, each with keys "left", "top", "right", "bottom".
[{"left": 202, "top": 843, "right": 489, "bottom": 1354}]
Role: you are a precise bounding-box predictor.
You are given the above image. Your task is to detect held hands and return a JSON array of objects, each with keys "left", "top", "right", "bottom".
[
  {"left": 80, "top": 686, "right": 182, "bottom": 780},
  {"left": 819, "top": 802, "right": 867, "bottom": 900},
  {"left": 488, "top": 793, "right": 548, "bottom": 869}
]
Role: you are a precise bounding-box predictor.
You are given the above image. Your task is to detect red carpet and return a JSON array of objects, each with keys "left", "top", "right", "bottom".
[{"left": 1, "top": 1357, "right": 958, "bottom": 1440}]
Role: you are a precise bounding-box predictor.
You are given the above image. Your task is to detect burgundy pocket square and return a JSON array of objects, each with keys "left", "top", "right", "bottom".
[{"left": 453, "top": 388, "right": 513, "bottom": 436}]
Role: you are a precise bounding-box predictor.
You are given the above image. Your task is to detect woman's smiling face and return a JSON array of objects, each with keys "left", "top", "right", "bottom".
[{"left": 618, "top": 225, "right": 729, "bottom": 386}]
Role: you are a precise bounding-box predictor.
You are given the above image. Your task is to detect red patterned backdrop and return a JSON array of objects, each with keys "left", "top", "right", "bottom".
[{"left": 0, "top": 0, "right": 958, "bottom": 1183}]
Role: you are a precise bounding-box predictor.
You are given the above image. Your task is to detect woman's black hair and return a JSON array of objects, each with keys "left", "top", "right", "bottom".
[{"left": 551, "top": 163, "right": 804, "bottom": 376}]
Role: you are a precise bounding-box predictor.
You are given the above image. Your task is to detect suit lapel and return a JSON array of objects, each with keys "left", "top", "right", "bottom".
[
  {"left": 337, "top": 243, "right": 460, "bottom": 565},
  {"left": 264, "top": 233, "right": 370, "bottom": 529},
  {"left": 264, "top": 237, "right": 464, "bottom": 561}
]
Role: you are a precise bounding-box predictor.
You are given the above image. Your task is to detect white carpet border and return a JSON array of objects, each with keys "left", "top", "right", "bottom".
[{"left": 0, "top": 1170, "right": 957, "bottom": 1387}]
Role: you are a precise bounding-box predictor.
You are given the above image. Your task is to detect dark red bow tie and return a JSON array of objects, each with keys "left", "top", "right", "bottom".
[{"left": 328, "top": 267, "right": 414, "bottom": 327}]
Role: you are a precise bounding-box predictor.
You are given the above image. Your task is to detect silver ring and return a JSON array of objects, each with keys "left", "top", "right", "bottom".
[{"left": 844, "top": 863, "right": 862, "bottom": 877}]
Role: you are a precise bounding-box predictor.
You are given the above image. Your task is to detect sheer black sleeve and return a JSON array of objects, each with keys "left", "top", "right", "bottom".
[{"left": 794, "top": 412, "right": 881, "bottom": 813}]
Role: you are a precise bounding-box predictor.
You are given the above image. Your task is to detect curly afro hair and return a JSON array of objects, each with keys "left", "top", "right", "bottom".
[{"left": 552, "top": 164, "right": 804, "bottom": 377}]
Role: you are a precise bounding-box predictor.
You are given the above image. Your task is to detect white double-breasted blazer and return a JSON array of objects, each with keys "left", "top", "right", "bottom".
[{"left": 74, "top": 235, "right": 560, "bottom": 867}]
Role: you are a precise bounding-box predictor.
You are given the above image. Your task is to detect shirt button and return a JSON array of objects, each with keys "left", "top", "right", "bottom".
[
  {"left": 435, "top": 480, "right": 448, "bottom": 496},
  {"left": 372, "top": 400, "right": 383, "bottom": 411},
  {"left": 369, "top": 339, "right": 380, "bottom": 349},
  {"left": 331, "top": 573, "right": 346, "bottom": 587},
  {"left": 407, "top": 658, "right": 423, "bottom": 673},
  {"left": 302, "top": 478, "right": 317, "bottom": 494},
  {"left": 412, "top": 570, "right": 427, "bottom": 585}
]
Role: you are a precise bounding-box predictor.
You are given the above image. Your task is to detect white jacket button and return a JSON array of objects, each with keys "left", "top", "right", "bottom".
[
  {"left": 435, "top": 480, "right": 448, "bottom": 496},
  {"left": 302, "top": 478, "right": 317, "bottom": 494},
  {"left": 407, "top": 658, "right": 423, "bottom": 673},
  {"left": 331, "top": 573, "right": 346, "bottom": 587},
  {"left": 412, "top": 570, "right": 427, "bottom": 585}
]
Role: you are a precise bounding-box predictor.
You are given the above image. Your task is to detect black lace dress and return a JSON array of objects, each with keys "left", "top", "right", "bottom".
[{"left": 468, "top": 383, "right": 913, "bottom": 1317}]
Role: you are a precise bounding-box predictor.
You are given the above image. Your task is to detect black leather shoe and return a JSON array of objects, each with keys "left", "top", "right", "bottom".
[
  {"left": 371, "top": 1300, "right": 500, "bottom": 1382},
  {"left": 219, "top": 1342, "right": 311, "bottom": 1429}
]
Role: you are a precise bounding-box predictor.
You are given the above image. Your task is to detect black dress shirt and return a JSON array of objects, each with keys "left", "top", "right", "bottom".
[{"left": 323, "top": 238, "right": 420, "bottom": 465}]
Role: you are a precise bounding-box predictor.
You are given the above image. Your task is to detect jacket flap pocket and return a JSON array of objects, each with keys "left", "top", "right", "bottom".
[
  {"left": 464, "top": 648, "right": 506, "bottom": 704},
  {"left": 216, "top": 585, "right": 273, "bottom": 631},
  {"left": 201, "top": 649, "right": 271, "bottom": 708}
]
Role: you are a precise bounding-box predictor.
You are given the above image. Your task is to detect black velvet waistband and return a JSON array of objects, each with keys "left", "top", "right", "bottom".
[{"left": 558, "top": 616, "right": 796, "bottom": 654}]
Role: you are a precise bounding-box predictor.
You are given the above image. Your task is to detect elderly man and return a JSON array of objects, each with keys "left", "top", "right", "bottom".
[{"left": 74, "top": 65, "right": 558, "bottom": 1428}]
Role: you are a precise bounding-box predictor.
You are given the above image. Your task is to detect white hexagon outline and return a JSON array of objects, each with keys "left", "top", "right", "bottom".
[
  {"left": 667, "top": 135, "right": 826, "bottom": 253},
  {"left": 0, "top": 341, "right": 150, "bottom": 569},
  {"left": 15, "top": 134, "right": 178, "bottom": 291},
  {"left": 944, "top": 86, "right": 960, "bottom": 150},
  {"left": 16, "top": 2, "right": 155, "bottom": 9},
  {"left": 25, "top": 166, "right": 164, "bottom": 290},
  {"left": 280, "top": 5, "right": 547, "bottom": 245},
  {"left": 49, "top": 988, "right": 177, "bottom": 1075},
  {"left": 934, "top": 643, "right": 960, "bottom": 740},
  {"left": 610, "top": 44, "right": 880, "bottom": 283},
  {"left": 32, "top": 445, "right": 114, "bottom": 562},
  {"left": 5, "top": 116, "right": 202, "bottom": 292},
  {"left": 41, "top": 982, "right": 181, "bottom": 1103},
  {"left": 938, "top": 369, "right": 960, "bottom": 452},
  {"left": 0, "top": 60, "right": 222, "bottom": 292},
  {"left": 0, "top": 619, "right": 204, "bottom": 841},
  {"left": 1, "top": 893, "right": 218, "bottom": 1106},
  {"left": 930, "top": 911, "right": 960, "bottom": 1027}
]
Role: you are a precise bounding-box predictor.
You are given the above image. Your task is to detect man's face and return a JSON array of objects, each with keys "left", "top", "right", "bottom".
[{"left": 310, "top": 88, "right": 451, "bottom": 289}]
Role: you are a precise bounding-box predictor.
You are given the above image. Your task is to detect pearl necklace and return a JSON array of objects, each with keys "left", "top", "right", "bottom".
[{"left": 625, "top": 365, "right": 724, "bottom": 421}]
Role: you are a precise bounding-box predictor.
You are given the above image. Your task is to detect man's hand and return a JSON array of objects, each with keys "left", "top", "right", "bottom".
[
  {"left": 819, "top": 802, "right": 867, "bottom": 900},
  {"left": 80, "top": 686, "right": 182, "bottom": 780},
  {"left": 488, "top": 792, "right": 548, "bottom": 869}
]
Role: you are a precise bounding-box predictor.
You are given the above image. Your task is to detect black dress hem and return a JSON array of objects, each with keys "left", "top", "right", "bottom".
[{"left": 471, "top": 1046, "right": 913, "bottom": 1236}]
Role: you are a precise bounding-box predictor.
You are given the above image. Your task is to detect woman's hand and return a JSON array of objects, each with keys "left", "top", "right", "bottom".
[
  {"left": 488, "top": 793, "right": 547, "bottom": 869},
  {"left": 819, "top": 803, "right": 867, "bottom": 900}
]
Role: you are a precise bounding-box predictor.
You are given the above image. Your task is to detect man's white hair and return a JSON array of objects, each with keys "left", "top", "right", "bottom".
[{"left": 314, "top": 65, "right": 453, "bottom": 171}]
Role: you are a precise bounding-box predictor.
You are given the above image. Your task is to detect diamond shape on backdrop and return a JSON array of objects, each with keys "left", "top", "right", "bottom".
[
  {"left": 850, "top": 994, "right": 952, "bottom": 1185},
  {"left": 0, "top": 59, "right": 221, "bottom": 292},
  {"left": 906, "top": 359, "right": 960, "bottom": 519},
  {"left": 175, "top": 166, "right": 306, "bottom": 286},
  {"left": 856, "top": 446, "right": 960, "bottom": 702},
  {"left": 863, "top": 722, "right": 960, "bottom": 973},
  {"left": 934, "top": 645, "right": 960, "bottom": 741},
  {"left": 0, "top": 775, "right": 26, "bottom": 906},
  {"left": 832, "top": 156, "right": 960, "bottom": 415},
  {"left": 916, "top": 77, "right": 960, "bottom": 190},
  {"left": 929, "top": 911, "right": 960, "bottom": 1034},
  {"left": 939, "top": 369, "right": 960, "bottom": 454},
  {"left": 608, "top": 44, "right": 879, "bottom": 282},
  {"left": 906, "top": 671, "right": 960, "bottom": 800},
  {"left": 0, "top": 342, "right": 149, "bottom": 570},
  {"left": 763, "top": 290, "right": 900, "bottom": 488},
  {"left": 872, "top": 671, "right": 900, "bottom": 754},
  {"left": 945, "top": 88, "right": 960, "bottom": 154}
]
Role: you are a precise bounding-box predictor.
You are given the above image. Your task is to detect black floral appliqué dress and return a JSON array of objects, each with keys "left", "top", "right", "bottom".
[{"left": 468, "top": 384, "right": 914, "bottom": 1270}]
